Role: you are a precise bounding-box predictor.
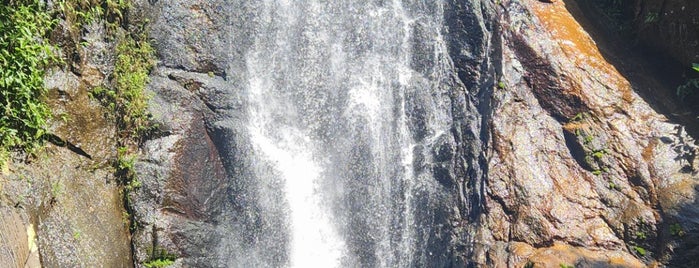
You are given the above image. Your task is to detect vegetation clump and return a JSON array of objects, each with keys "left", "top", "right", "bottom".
[
  {"left": 632, "top": 245, "right": 647, "bottom": 256},
  {"left": 144, "top": 247, "right": 177, "bottom": 268},
  {"left": 676, "top": 63, "right": 699, "bottom": 99},
  {"left": 92, "top": 31, "right": 155, "bottom": 141},
  {"left": 0, "top": 0, "right": 58, "bottom": 170},
  {"left": 57, "top": 0, "right": 130, "bottom": 34},
  {"left": 670, "top": 223, "right": 685, "bottom": 237}
]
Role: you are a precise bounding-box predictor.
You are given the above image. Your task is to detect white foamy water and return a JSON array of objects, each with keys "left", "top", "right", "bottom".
[
  {"left": 237, "top": 0, "right": 457, "bottom": 266},
  {"left": 248, "top": 126, "right": 346, "bottom": 267},
  {"left": 247, "top": 58, "right": 346, "bottom": 267}
]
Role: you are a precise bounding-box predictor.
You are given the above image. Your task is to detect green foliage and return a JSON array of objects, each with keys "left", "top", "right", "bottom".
[
  {"left": 56, "top": 0, "right": 130, "bottom": 33},
  {"left": 559, "top": 264, "right": 574, "bottom": 268},
  {"left": 670, "top": 223, "right": 684, "bottom": 237},
  {"left": 0, "top": 0, "right": 58, "bottom": 168},
  {"left": 91, "top": 31, "right": 155, "bottom": 141},
  {"left": 497, "top": 81, "right": 506, "bottom": 89},
  {"left": 72, "top": 229, "right": 82, "bottom": 240},
  {"left": 635, "top": 231, "right": 647, "bottom": 240},
  {"left": 116, "top": 146, "right": 135, "bottom": 178},
  {"left": 0, "top": 149, "right": 9, "bottom": 173},
  {"left": 676, "top": 63, "right": 699, "bottom": 99},
  {"left": 644, "top": 12, "right": 658, "bottom": 24},
  {"left": 591, "top": 149, "right": 606, "bottom": 159},
  {"left": 144, "top": 259, "right": 175, "bottom": 268},
  {"left": 634, "top": 246, "right": 647, "bottom": 256},
  {"left": 57, "top": 0, "right": 103, "bottom": 30},
  {"left": 144, "top": 247, "right": 176, "bottom": 268},
  {"left": 676, "top": 79, "right": 699, "bottom": 99},
  {"left": 569, "top": 112, "right": 589, "bottom": 122}
]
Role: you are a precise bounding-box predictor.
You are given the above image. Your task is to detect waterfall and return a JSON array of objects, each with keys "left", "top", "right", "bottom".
[{"left": 235, "top": 0, "right": 459, "bottom": 266}]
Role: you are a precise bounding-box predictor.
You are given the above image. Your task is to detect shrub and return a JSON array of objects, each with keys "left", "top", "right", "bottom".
[{"left": 0, "top": 0, "right": 58, "bottom": 168}]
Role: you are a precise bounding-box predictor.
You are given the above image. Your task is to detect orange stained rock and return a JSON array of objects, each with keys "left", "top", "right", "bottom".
[
  {"left": 526, "top": 242, "right": 646, "bottom": 268},
  {"left": 529, "top": 1, "right": 633, "bottom": 103}
]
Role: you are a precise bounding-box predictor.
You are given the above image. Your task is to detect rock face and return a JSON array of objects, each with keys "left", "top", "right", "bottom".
[
  {"left": 0, "top": 64, "right": 132, "bottom": 267},
  {"left": 131, "top": 0, "right": 699, "bottom": 267},
  {"left": 470, "top": 0, "right": 698, "bottom": 266},
  {"left": 1, "top": 8, "right": 135, "bottom": 268}
]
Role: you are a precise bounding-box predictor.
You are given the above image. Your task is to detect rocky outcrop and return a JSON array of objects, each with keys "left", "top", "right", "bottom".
[
  {"left": 462, "top": 0, "right": 699, "bottom": 266},
  {"left": 0, "top": 8, "right": 135, "bottom": 268},
  {"left": 0, "top": 67, "right": 132, "bottom": 267},
  {"left": 130, "top": 0, "right": 699, "bottom": 267}
]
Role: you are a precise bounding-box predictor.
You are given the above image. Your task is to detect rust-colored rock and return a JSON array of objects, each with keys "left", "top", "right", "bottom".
[
  {"left": 129, "top": 0, "right": 699, "bottom": 266},
  {"left": 472, "top": 0, "right": 699, "bottom": 266}
]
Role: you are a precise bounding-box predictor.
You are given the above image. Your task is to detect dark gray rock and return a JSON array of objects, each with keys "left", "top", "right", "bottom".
[{"left": 131, "top": 0, "right": 699, "bottom": 267}]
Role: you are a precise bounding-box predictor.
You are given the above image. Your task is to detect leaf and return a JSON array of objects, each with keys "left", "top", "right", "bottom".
[{"left": 692, "top": 63, "right": 699, "bottom": 72}]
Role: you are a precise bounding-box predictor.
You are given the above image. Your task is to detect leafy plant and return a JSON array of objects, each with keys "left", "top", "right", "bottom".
[
  {"left": 116, "top": 146, "right": 135, "bottom": 178},
  {"left": 497, "top": 81, "right": 506, "bottom": 89},
  {"left": 57, "top": 0, "right": 103, "bottom": 30},
  {"left": 676, "top": 63, "right": 699, "bottom": 99},
  {"left": 670, "top": 223, "right": 684, "bottom": 237},
  {"left": 0, "top": 0, "right": 58, "bottom": 168},
  {"left": 676, "top": 79, "right": 699, "bottom": 99},
  {"left": 143, "top": 259, "right": 175, "bottom": 268},
  {"left": 56, "top": 0, "right": 130, "bottom": 34},
  {"left": 644, "top": 12, "right": 658, "bottom": 23},
  {"left": 569, "top": 112, "right": 589, "bottom": 122},
  {"left": 634, "top": 246, "right": 647, "bottom": 256},
  {"left": 591, "top": 149, "right": 606, "bottom": 159},
  {"left": 91, "top": 30, "right": 155, "bottom": 141},
  {"left": 72, "top": 229, "right": 82, "bottom": 240},
  {"left": 144, "top": 247, "right": 177, "bottom": 268},
  {"left": 635, "top": 231, "right": 647, "bottom": 240}
]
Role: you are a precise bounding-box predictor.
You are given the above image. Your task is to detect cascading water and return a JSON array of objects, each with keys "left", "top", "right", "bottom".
[{"left": 230, "top": 0, "right": 465, "bottom": 267}]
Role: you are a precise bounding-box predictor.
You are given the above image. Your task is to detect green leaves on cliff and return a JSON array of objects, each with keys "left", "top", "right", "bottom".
[
  {"left": 57, "top": 0, "right": 130, "bottom": 33},
  {"left": 676, "top": 63, "right": 699, "bottom": 99},
  {"left": 91, "top": 31, "right": 155, "bottom": 141},
  {"left": 0, "top": 0, "right": 57, "bottom": 169}
]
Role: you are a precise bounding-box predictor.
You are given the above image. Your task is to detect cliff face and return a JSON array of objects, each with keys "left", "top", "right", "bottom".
[
  {"left": 128, "top": 0, "right": 699, "bottom": 267},
  {"left": 472, "top": 0, "right": 698, "bottom": 266},
  {"left": 0, "top": 25, "right": 132, "bottom": 267}
]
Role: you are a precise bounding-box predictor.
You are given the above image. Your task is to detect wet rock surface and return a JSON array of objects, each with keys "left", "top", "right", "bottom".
[
  {"left": 0, "top": 69, "right": 132, "bottom": 267},
  {"left": 129, "top": 0, "right": 699, "bottom": 267},
  {"left": 130, "top": 68, "right": 232, "bottom": 267},
  {"left": 468, "top": 0, "right": 699, "bottom": 266},
  {"left": 0, "top": 9, "right": 133, "bottom": 268}
]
